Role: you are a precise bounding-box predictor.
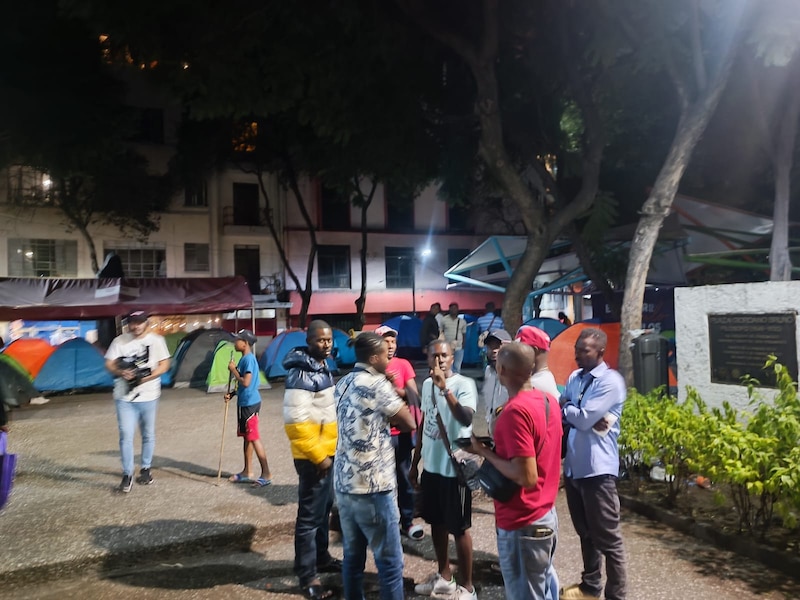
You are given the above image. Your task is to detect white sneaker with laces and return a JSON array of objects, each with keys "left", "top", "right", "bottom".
[
  {"left": 450, "top": 585, "right": 478, "bottom": 600},
  {"left": 414, "top": 572, "right": 457, "bottom": 597}
]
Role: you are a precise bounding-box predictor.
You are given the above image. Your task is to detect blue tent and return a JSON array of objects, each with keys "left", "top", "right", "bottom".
[
  {"left": 520, "top": 317, "right": 568, "bottom": 340},
  {"left": 259, "top": 329, "right": 337, "bottom": 379},
  {"left": 33, "top": 338, "right": 114, "bottom": 393},
  {"left": 461, "top": 314, "right": 482, "bottom": 366},
  {"left": 381, "top": 315, "right": 423, "bottom": 350},
  {"left": 331, "top": 328, "right": 356, "bottom": 368}
]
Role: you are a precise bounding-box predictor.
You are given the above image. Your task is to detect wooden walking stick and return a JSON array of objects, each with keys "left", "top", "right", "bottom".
[{"left": 216, "top": 351, "right": 235, "bottom": 486}]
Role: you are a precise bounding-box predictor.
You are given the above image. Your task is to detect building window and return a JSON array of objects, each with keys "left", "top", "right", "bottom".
[
  {"left": 318, "top": 245, "right": 351, "bottom": 289},
  {"left": 385, "top": 246, "right": 414, "bottom": 288},
  {"left": 6, "top": 166, "right": 52, "bottom": 205},
  {"left": 8, "top": 239, "right": 77, "bottom": 277},
  {"left": 107, "top": 247, "right": 166, "bottom": 278},
  {"left": 184, "top": 243, "right": 210, "bottom": 272},
  {"left": 386, "top": 188, "right": 415, "bottom": 232},
  {"left": 487, "top": 262, "right": 506, "bottom": 275},
  {"left": 320, "top": 185, "right": 351, "bottom": 231},
  {"left": 448, "top": 248, "right": 470, "bottom": 278},
  {"left": 184, "top": 180, "right": 208, "bottom": 207},
  {"left": 233, "top": 183, "right": 260, "bottom": 225}
]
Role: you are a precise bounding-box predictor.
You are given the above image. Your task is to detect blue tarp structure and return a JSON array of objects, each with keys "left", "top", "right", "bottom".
[
  {"left": 520, "top": 317, "right": 568, "bottom": 340},
  {"left": 461, "top": 314, "right": 481, "bottom": 366},
  {"left": 331, "top": 328, "right": 356, "bottom": 368},
  {"left": 259, "top": 329, "right": 337, "bottom": 379},
  {"left": 33, "top": 338, "right": 114, "bottom": 393},
  {"left": 381, "top": 315, "right": 423, "bottom": 350}
]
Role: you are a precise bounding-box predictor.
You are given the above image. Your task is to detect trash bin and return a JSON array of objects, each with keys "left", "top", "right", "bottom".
[{"left": 632, "top": 332, "right": 669, "bottom": 394}]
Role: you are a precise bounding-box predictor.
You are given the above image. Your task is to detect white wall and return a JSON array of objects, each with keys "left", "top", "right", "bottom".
[{"left": 675, "top": 282, "right": 800, "bottom": 410}]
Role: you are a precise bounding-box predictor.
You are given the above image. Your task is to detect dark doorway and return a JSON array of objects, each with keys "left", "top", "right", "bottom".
[
  {"left": 234, "top": 245, "right": 261, "bottom": 294},
  {"left": 233, "top": 183, "right": 260, "bottom": 225}
]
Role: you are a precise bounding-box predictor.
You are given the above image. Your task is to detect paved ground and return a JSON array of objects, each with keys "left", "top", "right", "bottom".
[{"left": 1, "top": 373, "right": 799, "bottom": 599}]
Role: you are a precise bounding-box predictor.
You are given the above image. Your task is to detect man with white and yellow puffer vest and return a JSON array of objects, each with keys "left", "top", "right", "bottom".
[{"left": 282, "top": 320, "right": 340, "bottom": 600}]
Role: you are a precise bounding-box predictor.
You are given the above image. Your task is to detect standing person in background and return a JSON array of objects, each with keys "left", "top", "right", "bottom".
[
  {"left": 225, "top": 329, "right": 272, "bottom": 488},
  {"left": 334, "top": 332, "right": 417, "bottom": 600},
  {"left": 375, "top": 325, "right": 425, "bottom": 541},
  {"left": 482, "top": 329, "right": 512, "bottom": 436},
  {"left": 477, "top": 302, "right": 504, "bottom": 337},
  {"left": 282, "top": 320, "right": 340, "bottom": 600},
  {"left": 420, "top": 303, "right": 442, "bottom": 356},
  {"left": 104, "top": 311, "right": 171, "bottom": 493},
  {"left": 411, "top": 340, "right": 479, "bottom": 600},
  {"left": 516, "top": 326, "right": 560, "bottom": 399},
  {"left": 559, "top": 328, "right": 627, "bottom": 600},
  {"left": 440, "top": 303, "right": 467, "bottom": 374}
]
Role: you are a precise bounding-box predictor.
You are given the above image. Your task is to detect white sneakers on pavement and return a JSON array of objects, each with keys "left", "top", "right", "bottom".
[{"left": 414, "top": 572, "right": 457, "bottom": 597}]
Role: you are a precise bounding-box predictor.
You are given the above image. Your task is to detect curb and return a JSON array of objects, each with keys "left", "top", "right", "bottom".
[
  {"left": 2, "top": 524, "right": 259, "bottom": 587},
  {"left": 620, "top": 494, "right": 800, "bottom": 581}
]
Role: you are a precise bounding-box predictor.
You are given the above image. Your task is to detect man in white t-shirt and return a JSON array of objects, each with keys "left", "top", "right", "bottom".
[
  {"left": 104, "top": 311, "right": 171, "bottom": 493},
  {"left": 516, "top": 326, "right": 560, "bottom": 399}
]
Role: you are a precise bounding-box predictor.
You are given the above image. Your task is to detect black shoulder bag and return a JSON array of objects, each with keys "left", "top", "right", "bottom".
[
  {"left": 433, "top": 387, "right": 481, "bottom": 491},
  {"left": 476, "top": 395, "right": 551, "bottom": 503}
]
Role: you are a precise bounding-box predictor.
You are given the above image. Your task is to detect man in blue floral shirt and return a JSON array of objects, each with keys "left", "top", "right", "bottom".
[{"left": 333, "top": 332, "right": 416, "bottom": 600}]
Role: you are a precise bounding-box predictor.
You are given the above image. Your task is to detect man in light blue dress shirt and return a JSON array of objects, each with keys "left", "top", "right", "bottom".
[{"left": 559, "top": 328, "right": 627, "bottom": 600}]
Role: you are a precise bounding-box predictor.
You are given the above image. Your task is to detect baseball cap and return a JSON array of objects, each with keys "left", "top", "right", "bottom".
[
  {"left": 374, "top": 325, "right": 398, "bottom": 337},
  {"left": 486, "top": 329, "right": 512, "bottom": 344},
  {"left": 235, "top": 329, "right": 257, "bottom": 345},
  {"left": 126, "top": 311, "right": 149, "bottom": 323},
  {"left": 516, "top": 325, "right": 551, "bottom": 351}
]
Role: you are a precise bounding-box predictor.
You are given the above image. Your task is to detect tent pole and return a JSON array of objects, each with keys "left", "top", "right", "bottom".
[{"left": 251, "top": 297, "right": 256, "bottom": 334}]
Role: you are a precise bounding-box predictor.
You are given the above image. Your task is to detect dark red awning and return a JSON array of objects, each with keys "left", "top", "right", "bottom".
[{"left": 0, "top": 277, "right": 252, "bottom": 320}]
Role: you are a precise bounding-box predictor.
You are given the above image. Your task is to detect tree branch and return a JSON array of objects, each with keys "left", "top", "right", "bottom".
[{"left": 689, "top": 0, "right": 708, "bottom": 92}]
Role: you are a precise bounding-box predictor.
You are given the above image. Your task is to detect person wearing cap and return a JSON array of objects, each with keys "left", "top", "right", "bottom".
[
  {"left": 482, "top": 329, "right": 512, "bottom": 436},
  {"left": 516, "top": 326, "right": 560, "bottom": 400},
  {"left": 104, "top": 312, "right": 171, "bottom": 493},
  {"left": 225, "top": 330, "right": 272, "bottom": 488},
  {"left": 375, "top": 325, "right": 425, "bottom": 541}
]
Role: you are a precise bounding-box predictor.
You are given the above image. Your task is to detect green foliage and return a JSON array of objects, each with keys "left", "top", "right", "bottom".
[{"left": 622, "top": 360, "right": 800, "bottom": 540}]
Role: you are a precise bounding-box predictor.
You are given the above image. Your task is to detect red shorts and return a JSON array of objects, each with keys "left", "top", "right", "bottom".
[{"left": 237, "top": 403, "right": 261, "bottom": 442}]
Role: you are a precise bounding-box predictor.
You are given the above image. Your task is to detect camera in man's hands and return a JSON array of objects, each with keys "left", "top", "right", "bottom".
[{"left": 115, "top": 357, "right": 151, "bottom": 389}]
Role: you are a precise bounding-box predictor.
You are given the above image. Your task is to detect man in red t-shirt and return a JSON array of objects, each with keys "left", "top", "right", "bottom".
[
  {"left": 375, "top": 325, "right": 424, "bottom": 541},
  {"left": 470, "top": 342, "right": 561, "bottom": 599}
]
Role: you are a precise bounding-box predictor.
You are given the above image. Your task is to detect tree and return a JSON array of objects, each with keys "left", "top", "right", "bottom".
[
  {"left": 0, "top": 2, "right": 171, "bottom": 273},
  {"left": 616, "top": 0, "right": 750, "bottom": 383}
]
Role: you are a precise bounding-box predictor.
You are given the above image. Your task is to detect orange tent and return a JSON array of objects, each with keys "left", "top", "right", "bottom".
[
  {"left": 3, "top": 338, "right": 56, "bottom": 378},
  {"left": 548, "top": 322, "right": 621, "bottom": 387}
]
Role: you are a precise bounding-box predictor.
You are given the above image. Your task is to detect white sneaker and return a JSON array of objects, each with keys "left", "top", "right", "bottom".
[
  {"left": 450, "top": 585, "right": 478, "bottom": 600},
  {"left": 414, "top": 572, "right": 457, "bottom": 597}
]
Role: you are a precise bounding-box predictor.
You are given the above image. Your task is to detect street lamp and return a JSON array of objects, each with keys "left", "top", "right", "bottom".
[{"left": 411, "top": 247, "right": 432, "bottom": 316}]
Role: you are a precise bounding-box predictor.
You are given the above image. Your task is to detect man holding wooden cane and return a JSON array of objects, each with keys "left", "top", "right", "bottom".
[{"left": 225, "top": 330, "right": 272, "bottom": 488}]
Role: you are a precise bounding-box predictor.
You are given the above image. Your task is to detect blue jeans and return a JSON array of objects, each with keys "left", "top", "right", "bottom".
[
  {"left": 391, "top": 433, "right": 414, "bottom": 528},
  {"left": 336, "top": 490, "right": 404, "bottom": 600},
  {"left": 453, "top": 348, "right": 464, "bottom": 373},
  {"left": 293, "top": 458, "right": 335, "bottom": 586},
  {"left": 115, "top": 398, "right": 158, "bottom": 476},
  {"left": 497, "top": 506, "right": 558, "bottom": 600}
]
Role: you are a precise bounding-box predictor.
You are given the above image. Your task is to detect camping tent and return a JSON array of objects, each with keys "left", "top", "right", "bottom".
[
  {"left": 521, "top": 317, "right": 568, "bottom": 340},
  {"left": 206, "top": 340, "right": 270, "bottom": 393},
  {"left": 33, "top": 338, "right": 114, "bottom": 393},
  {"left": 3, "top": 338, "right": 56, "bottom": 378},
  {"left": 0, "top": 355, "right": 38, "bottom": 408},
  {"left": 259, "top": 329, "right": 337, "bottom": 379},
  {"left": 165, "top": 329, "right": 235, "bottom": 388},
  {"left": 548, "top": 322, "right": 621, "bottom": 386},
  {"left": 331, "top": 328, "right": 356, "bottom": 368}
]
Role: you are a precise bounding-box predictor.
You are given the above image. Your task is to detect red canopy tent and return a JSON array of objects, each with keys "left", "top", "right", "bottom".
[{"left": 0, "top": 277, "right": 253, "bottom": 320}]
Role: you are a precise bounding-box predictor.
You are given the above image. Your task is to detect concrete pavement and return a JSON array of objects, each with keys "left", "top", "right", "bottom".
[{"left": 1, "top": 378, "right": 799, "bottom": 599}]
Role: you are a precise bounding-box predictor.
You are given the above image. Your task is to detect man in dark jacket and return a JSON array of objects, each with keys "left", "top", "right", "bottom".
[
  {"left": 282, "top": 320, "right": 340, "bottom": 600},
  {"left": 419, "top": 303, "right": 441, "bottom": 355}
]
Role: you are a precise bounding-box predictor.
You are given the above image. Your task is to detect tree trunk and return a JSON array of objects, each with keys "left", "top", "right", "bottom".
[
  {"left": 355, "top": 181, "right": 376, "bottom": 328},
  {"left": 619, "top": 102, "right": 731, "bottom": 383},
  {"left": 503, "top": 231, "right": 550, "bottom": 333},
  {"left": 769, "top": 70, "right": 800, "bottom": 281}
]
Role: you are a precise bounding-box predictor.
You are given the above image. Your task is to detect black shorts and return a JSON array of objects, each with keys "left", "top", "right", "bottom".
[
  {"left": 420, "top": 470, "right": 472, "bottom": 535},
  {"left": 237, "top": 403, "right": 261, "bottom": 441}
]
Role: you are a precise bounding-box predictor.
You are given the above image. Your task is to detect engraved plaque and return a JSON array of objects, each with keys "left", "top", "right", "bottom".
[{"left": 708, "top": 313, "right": 797, "bottom": 387}]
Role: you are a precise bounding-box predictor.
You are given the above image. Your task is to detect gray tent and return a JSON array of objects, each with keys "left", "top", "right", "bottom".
[{"left": 165, "top": 329, "right": 235, "bottom": 389}]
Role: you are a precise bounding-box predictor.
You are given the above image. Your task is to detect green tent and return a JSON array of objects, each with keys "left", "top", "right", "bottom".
[{"left": 206, "top": 340, "right": 270, "bottom": 393}]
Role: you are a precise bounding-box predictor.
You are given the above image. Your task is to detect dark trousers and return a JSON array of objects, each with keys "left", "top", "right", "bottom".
[
  {"left": 293, "top": 458, "right": 334, "bottom": 586},
  {"left": 564, "top": 475, "right": 627, "bottom": 600},
  {"left": 392, "top": 432, "right": 415, "bottom": 528}
]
